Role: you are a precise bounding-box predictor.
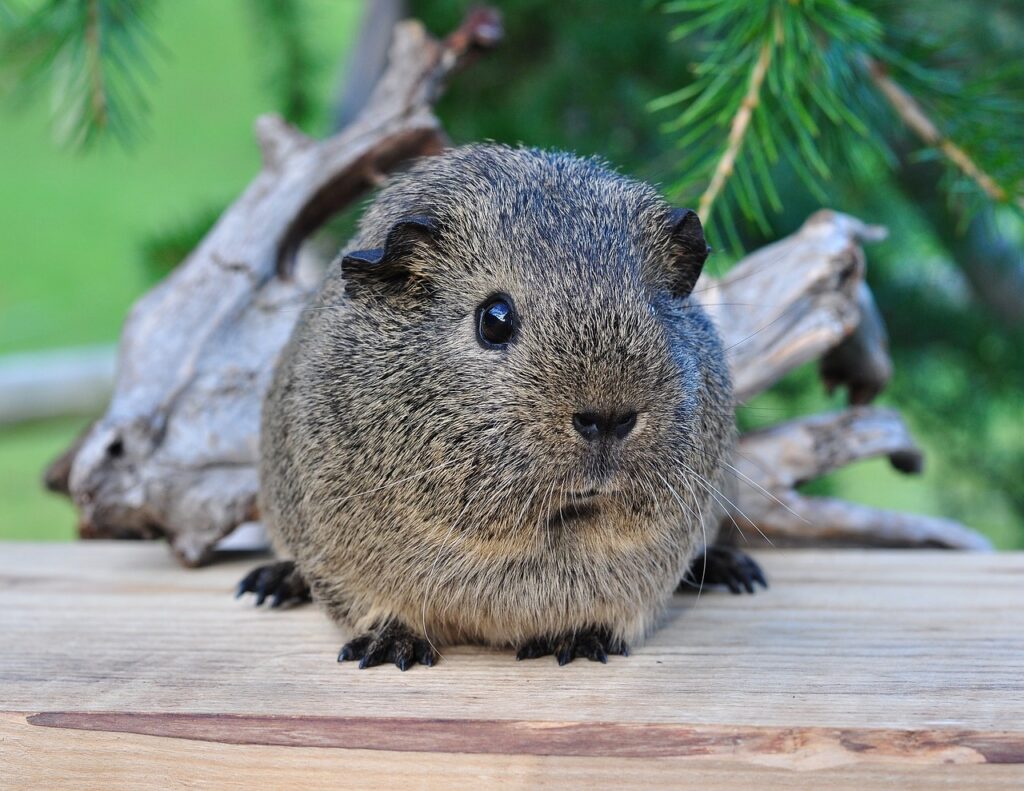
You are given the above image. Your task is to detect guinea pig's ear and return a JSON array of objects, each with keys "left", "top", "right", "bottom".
[
  {"left": 340, "top": 215, "right": 440, "bottom": 290},
  {"left": 666, "top": 208, "right": 710, "bottom": 298}
]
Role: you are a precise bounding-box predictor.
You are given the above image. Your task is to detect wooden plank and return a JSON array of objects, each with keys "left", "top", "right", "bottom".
[{"left": 1, "top": 542, "right": 1023, "bottom": 788}]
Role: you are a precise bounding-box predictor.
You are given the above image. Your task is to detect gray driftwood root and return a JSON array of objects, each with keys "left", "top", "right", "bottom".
[
  {"left": 700, "top": 210, "right": 887, "bottom": 402},
  {"left": 50, "top": 10, "right": 503, "bottom": 565},
  {"left": 46, "top": 12, "right": 989, "bottom": 564},
  {"left": 730, "top": 408, "right": 991, "bottom": 549},
  {"left": 696, "top": 213, "right": 988, "bottom": 549}
]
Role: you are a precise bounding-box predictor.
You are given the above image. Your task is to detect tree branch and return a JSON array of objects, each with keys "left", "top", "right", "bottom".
[
  {"left": 85, "top": 0, "right": 108, "bottom": 131},
  {"left": 864, "top": 55, "right": 1024, "bottom": 213},
  {"left": 700, "top": 210, "right": 887, "bottom": 402},
  {"left": 51, "top": 9, "right": 503, "bottom": 566},
  {"left": 731, "top": 408, "right": 991, "bottom": 549},
  {"left": 890, "top": 138, "right": 1024, "bottom": 329},
  {"left": 697, "top": 19, "right": 776, "bottom": 221}
]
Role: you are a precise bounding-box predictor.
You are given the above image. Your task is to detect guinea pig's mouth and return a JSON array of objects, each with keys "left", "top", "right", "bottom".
[{"left": 546, "top": 490, "right": 605, "bottom": 529}]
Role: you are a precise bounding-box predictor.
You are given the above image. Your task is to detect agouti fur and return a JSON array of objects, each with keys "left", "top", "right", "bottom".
[{"left": 246, "top": 145, "right": 763, "bottom": 669}]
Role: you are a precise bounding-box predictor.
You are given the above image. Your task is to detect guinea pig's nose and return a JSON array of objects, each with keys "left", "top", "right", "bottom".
[{"left": 572, "top": 410, "right": 638, "bottom": 441}]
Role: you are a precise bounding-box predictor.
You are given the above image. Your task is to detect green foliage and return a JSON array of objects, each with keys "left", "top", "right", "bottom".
[
  {"left": 653, "top": 0, "right": 1024, "bottom": 250},
  {"left": 872, "top": 0, "right": 1024, "bottom": 223},
  {"left": 654, "top": 0, "right": 883, "bottom": 249},
  {"left": 410, "top": 0, "right": 693, "bottom": 180},
  {"left": 881, "top": 274, "right": 1024, "bottom": 538},
  {"left": 0, "top": 0, "right": 290, "bottom": 356},
  {"left": 246, "top": 0, "right": 317, "bottom": 129},
  {"left": 1, "top": 0, "right": 162, "bottom": 149},
  {"left": 0, "top": 0, "right": 351, "bottom": 149}
]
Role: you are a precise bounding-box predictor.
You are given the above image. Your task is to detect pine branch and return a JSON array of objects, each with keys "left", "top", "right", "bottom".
[
  {"left": 1, "top": 0, "right": 160, "bottom": 149},
  {"left": 698, "top": 16, "right": 775, "bottom": 221},
  {"left": 656, "top": 0, "right": 1023, "bottom": 248},
  {"left": 84, "top": 0, "right": 108, "bottom": 134},
  {"left": 864, "top": 55, "right": 1024, "bottom": 213},
  {"left": 655, "top": 0, "right": 885, "bottom": 249}
]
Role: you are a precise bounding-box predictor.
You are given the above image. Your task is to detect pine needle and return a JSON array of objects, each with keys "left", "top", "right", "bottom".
[
  {"left": 653, "top": 0, "right": 1023, "bottom": 252},
  {"left": 1, "top": 0, "right": 162, "bottom": 150}
]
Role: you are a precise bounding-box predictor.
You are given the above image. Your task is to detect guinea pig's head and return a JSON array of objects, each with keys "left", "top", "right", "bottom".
[{"left": 333, "top": 145, "right": 733, "bottom": 543}]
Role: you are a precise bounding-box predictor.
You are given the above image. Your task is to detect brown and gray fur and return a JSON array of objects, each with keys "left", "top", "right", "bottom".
[{"left": 253, "top": 144, "right": 751, "bottom": 666}]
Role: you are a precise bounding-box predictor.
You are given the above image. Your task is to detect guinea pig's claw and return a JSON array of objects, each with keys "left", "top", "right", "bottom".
[
  {"left": 337, "top": 634, "right": 372, "bottom": 663},
  {"left": 235, "top": 560, "right": 312, "bottom": 608},
  {"left": 338, "top": 622, "right": 438, "bottom": 670},
  {"left": 678, "top": 545, "right": 768, "bottom": 595},
  {"left": 517, "top": 628, "right": 628, "bottom": 665}
]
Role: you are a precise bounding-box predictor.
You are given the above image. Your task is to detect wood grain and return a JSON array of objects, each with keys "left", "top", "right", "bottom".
[{"left": 2, "top": 543, "right": 1022, "bottom": 788}]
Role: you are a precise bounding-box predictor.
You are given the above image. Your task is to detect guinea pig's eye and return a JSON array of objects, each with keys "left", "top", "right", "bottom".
[{"left": 477, "top": 295, "right": 516, "bottom": 349}]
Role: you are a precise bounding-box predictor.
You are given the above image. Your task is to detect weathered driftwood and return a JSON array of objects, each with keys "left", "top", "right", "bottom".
[
  {"left": 699, "top": 210, "right": 886, "bottom": 402},
  {"left": 698, "top": 213, "right": 989, "bottom": 549},
  {"left": 731, "top": 408, "right": 992, "bottom": 549},
  {"left": 51, "top": 10, "right": 503, "bottom": 565},
  {"left": 46, "top": 11, "right": 990, "bottom": 565}
]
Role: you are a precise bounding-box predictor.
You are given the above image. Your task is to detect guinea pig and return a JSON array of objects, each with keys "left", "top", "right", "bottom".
[{"left": 239, "top": 144, "right": 765, "bottom": 669}]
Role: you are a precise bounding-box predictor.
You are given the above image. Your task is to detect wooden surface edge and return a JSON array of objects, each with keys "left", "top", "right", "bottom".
[
  {"left": 8, "top": 713, "right": 1024, "bottom": 791},
  {"left": 16, "top": 711, "right": 1024, "bottom": 766}
]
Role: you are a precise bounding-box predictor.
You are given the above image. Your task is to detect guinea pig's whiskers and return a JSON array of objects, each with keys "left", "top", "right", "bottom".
[
  {"left": 666, "top": 449, "right": 746, "bottom": 547},
  {"left": 538, "top": 480, "right": 553, "bottom": 530},
  {"left": 692, "top": 479, "right": 709, "bottom": 600},
  {"left": 648, "top": 472, "right": 669, "bottom": 524},
  {"left": 691, "top": 248, "right": 790, "bottom": 296},
  {"left": 675, "top": 472, "right": 710, "bottom": 598},
  {"left": 541, "top": 478, "right": 559, "bottom": 546},
  {"left": 513, "top": 481, "right": 540, "bottom": 529},
  {"left": 638, "top": 470, "right": 660, "bottom": 518},
  {"left": 722, "top": 305, "right": 797, "bottom": 353},
  {"left": 721, "top": 459, "right": 808, "bottom": 526},
  {"left": 657, "top": 471, "right": 707, "bottom": 601},
  {"left": 678, "top": 460, "right": 772, "bottom": 547},
  {"left": 673, "top": 435, "right": 797, "bottom": 535},
  {"left": 686, "top": 302, "right": 779, "bottom": 310},
  {"left": 555, "top": 473, "right": 569, "bottom": 530}
]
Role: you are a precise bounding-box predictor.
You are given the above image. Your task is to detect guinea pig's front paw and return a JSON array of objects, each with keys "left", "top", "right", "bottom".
[
  {"left": 678, "top": 545, "right": 768, "bottom": 595},
  {"left": 516, "top": 627, "right": 630, "bottom": 666},
  {"left": 235, "top": 560, "right": 311, "bottom": 608},
  {"left": 338, "top": 621, "right": 438, "bottom": 670}
]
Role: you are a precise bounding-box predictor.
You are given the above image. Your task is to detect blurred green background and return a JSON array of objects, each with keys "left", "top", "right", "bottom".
[{"left": 0, "top": 0, "right": 1021, "bottom": 546}]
